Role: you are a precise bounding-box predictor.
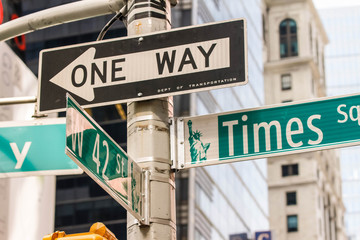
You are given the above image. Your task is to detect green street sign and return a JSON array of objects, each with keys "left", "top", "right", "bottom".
[
  {"left": 175, "top": 94, "right": 360, "bottom": 169},
  {"left": 65, "top": 95, "right": 145, "bottom": 223},
  {"left": 0, "top": 118, "right": 82, "bottom": 177}
]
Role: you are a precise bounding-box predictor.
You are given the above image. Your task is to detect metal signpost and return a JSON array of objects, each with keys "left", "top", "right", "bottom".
[
  {"left": 0, "top": 118, "right": 82, "bottom": 177},
  {"left": 65, "top": 95, "right": 147, "bottom": 224},
  {"left": 38, "top": 19, "right": 247, "bottom": 113},
  {"left": 174, "top": 93, "right": 360, "bottom": 169}
]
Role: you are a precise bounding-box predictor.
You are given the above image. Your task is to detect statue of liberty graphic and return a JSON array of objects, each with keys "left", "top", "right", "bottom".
[
  {"left": 131, "top": 162, "right": 139, "bottom": 213},
  {"left": 187, "top": 120, "right": 210, "bottom": 164}
]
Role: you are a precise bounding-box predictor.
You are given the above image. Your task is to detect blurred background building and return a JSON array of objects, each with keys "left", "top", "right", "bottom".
[
  {"left": 264, "top": 0, "right": 346, "bottom": 239},
  {"left": 173, "top": 0, "right": 269, "bottom": 239},
  {"left": 318, "top": 5, "right": 360, "bottom": 240},
  {"left": 0, "top": 2, "right": 55, "bottom": 239},
  {"left": 0, "top": 0, "right": 269, "bottom": 239}
]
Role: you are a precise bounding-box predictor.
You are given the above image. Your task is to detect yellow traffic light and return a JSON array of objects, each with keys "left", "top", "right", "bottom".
[
  {"left": 89, "top": 222, "right": 117, "bottom": 240},
  {"left": 43, "top": 232, "right": 106, "bottom": 240},
  {"left": 43, "top": 231, "right": 66, "bottom": 240},
  {"left": 43, "top": 222, "right": 118, "bottom": 240}
]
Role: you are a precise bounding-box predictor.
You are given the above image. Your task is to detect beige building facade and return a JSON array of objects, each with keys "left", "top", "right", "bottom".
[{"left": 263, "top": 0, "right": 347, "bottom": 239}]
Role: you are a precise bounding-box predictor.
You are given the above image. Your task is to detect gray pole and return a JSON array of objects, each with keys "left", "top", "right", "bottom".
[
  {"left": 0, "top": 0, "right": 126, "bottom": 42},
  {"left": 0, "top": 96, "right": 36, "bottom": 105},
  {"left": 126, "top": 0, "right": 177, "bottom": 239}
]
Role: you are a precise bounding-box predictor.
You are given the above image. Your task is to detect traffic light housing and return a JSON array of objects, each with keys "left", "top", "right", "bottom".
[{"left": 43, "top": 222, "right": 118, "bottom": 240}]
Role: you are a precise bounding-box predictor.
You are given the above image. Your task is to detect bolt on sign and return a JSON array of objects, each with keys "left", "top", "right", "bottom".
[
  {"left": 174, "top": 93, "right": 360, "bottom": 169},
  {"left": 65, "top": 94, "right": 146, "bottom": 223}
]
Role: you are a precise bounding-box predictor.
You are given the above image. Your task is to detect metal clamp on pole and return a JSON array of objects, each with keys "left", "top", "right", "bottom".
[{"left": 170, "top": 117, "right": 185, "bottom": 170}]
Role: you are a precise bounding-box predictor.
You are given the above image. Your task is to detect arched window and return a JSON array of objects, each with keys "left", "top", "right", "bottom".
[{"left": 279, "top": 19, "right": 298, "bottom": 58}]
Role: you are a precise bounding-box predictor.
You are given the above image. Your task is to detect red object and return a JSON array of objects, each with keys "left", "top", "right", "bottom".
[
  {"left": 11, "top": 13, "right": 26, "bottom": 51},
  {"left": 0, "top": 0, "right": 4, "bottom": 24}
]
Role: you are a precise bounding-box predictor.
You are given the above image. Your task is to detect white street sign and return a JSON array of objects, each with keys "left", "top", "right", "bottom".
[
  {"left": 174, "top": 94, "right": 360, "bottom": 169},
  {"left": 38, "top": 19, "right": 247, "bottom": 113}
]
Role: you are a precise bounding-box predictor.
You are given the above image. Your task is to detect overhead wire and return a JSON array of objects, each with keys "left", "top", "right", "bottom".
[{"left": 97, "top": 5, "right": 127, "bottom": 41}]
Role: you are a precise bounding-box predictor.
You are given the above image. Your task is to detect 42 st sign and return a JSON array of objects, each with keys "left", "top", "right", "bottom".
[
  {"left": 65, "top": 95, "right": 146, "bottom": 223},
  {"left": 38, "top": 19, "right": 247, "bottom": 113}
]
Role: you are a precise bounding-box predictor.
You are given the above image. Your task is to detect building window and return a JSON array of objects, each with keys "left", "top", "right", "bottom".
[
  {"left": 282, "top": 164, "right": 299, "bottom": 177},
  {"left": 263, "top": 14, "right": 267, "bottom": 43},
  {"left": 177, "top": 224, "right": 188, "bottom": 240},
  {"left": 309, "top": 23, "right": 313, "bottom": 53},
  {"left": 176, "top": 177, "right": 189, "bottom": 204},
  {"left": 281, "top": 74, "right": 292, "bottom": 90},
  {"left": 279, "top": 18, "right": 298, "bottom": 58},
  {"left": 195, "top": 229, "right": 207, "bottom": 240},
  {"left": 212, "top": 0, "right": 219, "bottom": 9},
  {"left": 55, "top": 174, "right": 127, "bottom": 238},
  {"left": 286, "top": 192, "right": 297, "bottom": 205},
  {"left": 316, "top": 40, "right": 319, "bottom": 63},
  {"left": 311, "top": 78, "right": 315, "bottom": 94},
  {"left": 317, "top": 168, "right": 319, "bottom": 179},
  {"left": 287, "top": 215, "right": 298, "bottom": 232}
]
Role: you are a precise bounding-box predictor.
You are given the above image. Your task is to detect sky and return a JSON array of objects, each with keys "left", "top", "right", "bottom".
[{"left": 313, "top": 0, "right": 360, "bottom": 9}]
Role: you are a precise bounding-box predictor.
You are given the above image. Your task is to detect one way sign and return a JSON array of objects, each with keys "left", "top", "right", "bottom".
[{"left": 38, "top": 19, "right": 247, "bottom": 113}]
